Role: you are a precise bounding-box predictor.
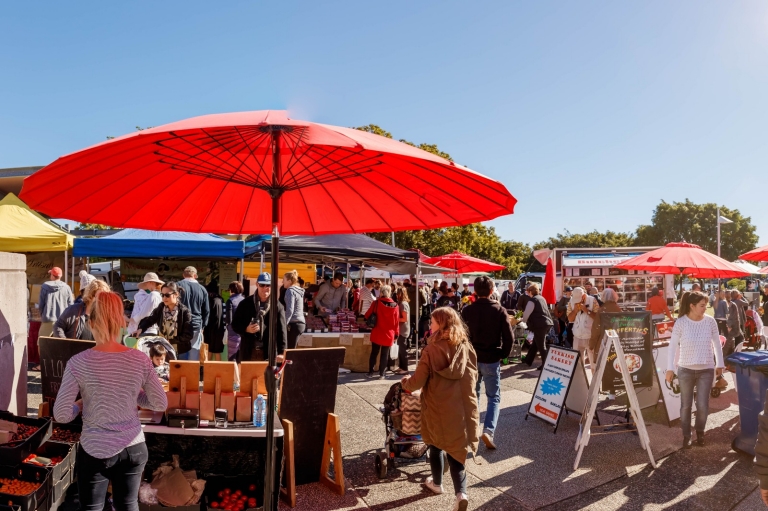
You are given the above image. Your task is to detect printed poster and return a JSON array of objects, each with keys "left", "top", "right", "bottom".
[
  {"left": 528, "top": 346, "right": 580, "bottom": 426},
  {"left": 600, "top": 312, "right": 653, "bottom": 391}
]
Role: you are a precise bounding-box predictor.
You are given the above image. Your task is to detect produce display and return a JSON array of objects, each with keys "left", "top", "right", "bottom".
[
  {"left": 208, "top": 486, "right": 258, "bottom": 511},
  {"left": 327, "top": 310, "right": 360, "bottom": 333},
  {"left": 23, "top": 454, "right": 64, "bottom": 467},
  {"left": 0, "top": 477, "right": 41, "bottom": 496},
  {"left": 51, "top": 428, "right": 80, "bottom": 443},
  {"left": 0, "top": 421, "right": 39, "bottom": 446}
]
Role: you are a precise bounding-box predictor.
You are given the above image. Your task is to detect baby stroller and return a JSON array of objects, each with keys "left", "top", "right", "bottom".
[
  {"left": 742, "top": 310, "right": 765, "bottom": 351},
  {"left": 375, "top": 382, "right": 444, "bottom": 479},
  {"left": 136, "top": 336, "right": 178, "bottom": 361}
]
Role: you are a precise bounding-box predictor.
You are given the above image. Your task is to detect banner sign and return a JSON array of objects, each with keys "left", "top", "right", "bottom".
[
  {"left": 38, "top": 336, "right": 96, "bottom": 410},
  {"left": 121, "top": 259, "right": 237, "bottom": 288},
  {"left": 26, "top": 253, "right": 85, "bottom": 285},
  {"left": 528, "top": 346, "right": 580, "bottom": 428},
  {"left": 654, "top": 320, "right": 675, "bottom": 340},
  {"left": 600, "top": 312, "right": 653, "bottom": 391}
]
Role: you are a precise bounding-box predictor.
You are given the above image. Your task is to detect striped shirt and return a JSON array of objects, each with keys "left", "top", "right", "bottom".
[
  {"left": 667, "top": 315, "right": 725, "bottom": 372},
  {"left": 53, "top": 349, "right": 167, "bottom": 459}
]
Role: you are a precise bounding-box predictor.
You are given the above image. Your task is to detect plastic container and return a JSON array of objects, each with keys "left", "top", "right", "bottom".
[
  {"left": 27, "top": 442, "right": 74, "bottom": 486},
  {"left": 726, "top": 351, "right": 768, "bottom": 456},
  {"left": 0, "top": 463, "right": 51, "bottom": 511},
  {"left": 202, "top": 474, "right": 261, "bottom": 511},
  {"left": 0, "top": 413, "right": 52, "bottom": 468}
]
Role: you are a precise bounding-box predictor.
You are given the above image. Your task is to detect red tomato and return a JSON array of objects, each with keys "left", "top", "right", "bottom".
[
  {"left": 218, "top": 491, "right": 225, "bottom": 499},
  {"left": 233, "top": 490, "right": 241, "bottom": 497},
  {"left": 223, "top": 489, "right": 231, "bottom": 496},
  {"left": 248, "top": 498, "right": 257, "bottom": 508},
  {"left": 210, "top": 502, "right": 219, "bottom": 509},
  {"left": 248, "top": 485, "right": 256, "bottom": 492}
]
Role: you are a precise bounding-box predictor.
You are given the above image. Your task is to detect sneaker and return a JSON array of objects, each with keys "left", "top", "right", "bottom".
[
  {"left": 452, "top": 493, "right": 468, "bottom": 511},
  {"left": 481, "top": 432, "right": 496, "bottom": 449},
  {"left": 423, "top": 476, "right": 443, "bottom": 495},
  {"left": 378, "top": 375, "right": 386, "bottom": 380},
  {"left": 366, "top": 373, "right": 376, "bottom": 379}
]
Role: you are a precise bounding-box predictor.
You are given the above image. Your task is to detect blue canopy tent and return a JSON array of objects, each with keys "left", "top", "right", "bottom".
[{"left": 73, "top": 229, "right": 244, "bottom": 259}]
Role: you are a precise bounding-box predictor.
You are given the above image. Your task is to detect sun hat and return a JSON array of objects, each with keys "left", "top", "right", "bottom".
[
  {"left": 138, "top": 272, "right": 165, "bottom": 290},
  {"left": 79, "top": 270, "right": 96, "bottom": 290}
]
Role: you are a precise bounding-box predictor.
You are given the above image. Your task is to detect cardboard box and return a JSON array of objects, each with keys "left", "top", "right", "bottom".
[
  {"left": 235, "top": 395, "right": 252, "bottom": 422},
  {"left": 199, "top": 394, "right": 215, "bottom": 421},
  {"left": 220, "top": 393, "right": 235, "bottom": 422}
]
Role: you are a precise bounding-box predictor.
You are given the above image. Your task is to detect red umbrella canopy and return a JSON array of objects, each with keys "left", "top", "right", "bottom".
[
  {"left": 614, "top": 242, "right": 750, "bottom": 279},
  {"left": 739, "top": 245, "right": 768, "bottom": 262},
  {"left": 541, "top": 257, "right": 557, "bottom": 305},
  {"left": 423, "top": 250, "right": 505, "bottom": 274},
  {"left": 20, "top": 111, "right": 516, "bottom": 235},
  {"left": 760, "top": 266, "right": 768, "bottom": 275}
]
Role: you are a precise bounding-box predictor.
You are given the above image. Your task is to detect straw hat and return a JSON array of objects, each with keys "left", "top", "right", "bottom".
[{"left": 138, "top": 272, "right": 165, "bottom": 290}]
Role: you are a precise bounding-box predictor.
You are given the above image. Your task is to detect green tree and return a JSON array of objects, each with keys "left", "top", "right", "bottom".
[
  {"left": 533, "top": 230, "right": 637, "bottom": 250},
  {"left": 635, "top": 200, "right": 758, "bottom": 261},
  {"left": 353, "top": 124, "right": 453, "bottom": 161},
  {"left": 75, "top": 223, "right": 115, "bottom": 231}
]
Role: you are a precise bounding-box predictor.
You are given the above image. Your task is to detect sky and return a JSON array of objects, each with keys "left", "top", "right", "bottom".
[{"left": 2, "top": 1, "right": 768, "bottom": 246}]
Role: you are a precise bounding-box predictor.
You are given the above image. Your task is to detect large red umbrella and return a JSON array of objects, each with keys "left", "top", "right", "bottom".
[
  {"left": 423, "top": 250, "right": 505, "bottom": 274},
  {"left": 541, "top": 257, "right": 557, "bottom": 305},
  {"left": 20, "top": 110, "right": 516, "bottom": 510},
  {"left": 739, "top": 245, "right": 768, "bottom": 262},
  {"left": 614, "top": 242, "right": 749, "bottom": 279}
]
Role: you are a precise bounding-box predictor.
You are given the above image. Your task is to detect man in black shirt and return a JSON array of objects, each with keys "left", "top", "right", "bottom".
[{"left": 500, "top": 281, "right": 520, "bottom": 313}]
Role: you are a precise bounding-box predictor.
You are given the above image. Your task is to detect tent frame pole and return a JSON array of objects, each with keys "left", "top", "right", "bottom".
[
  {"left": 415, "top": 255, "right": 420, "bottom": 365},
  {"left": 64, "top": 250, "right": 68, "bottom": 290}
]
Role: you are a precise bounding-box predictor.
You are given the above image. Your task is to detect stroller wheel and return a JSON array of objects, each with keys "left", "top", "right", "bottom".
[
  {"left": 710, "top": 387, "right": 721, "bottom": 398},
  {"left": 375, "top": 451, "right": 388, "bottom": 479}
]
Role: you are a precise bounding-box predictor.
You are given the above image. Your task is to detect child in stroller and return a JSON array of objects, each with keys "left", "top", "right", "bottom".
[{"left": 375, "top": 382, "right": 446, "bottom": 479}]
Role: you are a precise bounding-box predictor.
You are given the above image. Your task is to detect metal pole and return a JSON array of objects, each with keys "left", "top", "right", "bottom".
[
  {"left": 64, "top": 250, "right": 68, "bottom": 290},
  {"left": 391, "top": 231, "right": 395, "bottom": 247},
  {"left": 71, "top": 255, "right": 75, "bottom": 292},
  {"left": 260, "top": 251, "right": 265, "bottom": 275},
  {"left": 263, "top": 128, "right": 283, "bottom": 511},
  {"left": 717, "top": 207, "right": 721, "bottom": 258},
  {"left": 415, "top": 255, "right": 420, "bottom": 365},
  {"left": 239, "top": 258, "right": 244, "bottom": 284}
]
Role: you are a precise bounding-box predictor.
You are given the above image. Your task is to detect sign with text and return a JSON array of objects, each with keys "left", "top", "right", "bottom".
[
  {"left": 600, "top": 312, "right": 653, "bottom": 391},
  {"left": 527, "top": 346, "right": 580, "bottom": 428},
  {"left": 655, "top": 344, "right": 692, "bottom": 424},
  {"left": 38, "top": 336, "right": 96, "bottom": 410},
  {"left": 121, "top": 259, "right": 238, "bottom": 288}
]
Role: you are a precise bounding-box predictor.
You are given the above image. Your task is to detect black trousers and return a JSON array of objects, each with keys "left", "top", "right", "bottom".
[
  {"left": 78, "top": 443, "right": 148, "bottom": 511},
  {"left": 396, "top": 335, "right": 409, "bottom": 371},
  {"left": 428, "top": 445, "right": 467, "bottom": 495},
  {"left": 369, "top": 343, "right": 390, "bottom": 376},
  {"left": 286, "top": 322, "right": 306, "bottom": 350},
  {"left": 523, "top": 327, "right": 551, "bottom": 367}
]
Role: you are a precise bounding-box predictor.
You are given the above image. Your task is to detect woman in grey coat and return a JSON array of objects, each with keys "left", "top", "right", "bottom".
[{"left": 283, "top": 270, "right": 306, "bottom": 350}]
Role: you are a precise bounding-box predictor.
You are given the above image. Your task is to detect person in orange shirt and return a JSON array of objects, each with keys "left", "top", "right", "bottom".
[{"left": 646, "top": 287, "right": 672, "bottom": 320}]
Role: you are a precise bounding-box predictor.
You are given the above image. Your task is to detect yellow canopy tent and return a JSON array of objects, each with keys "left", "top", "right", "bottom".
[{"left": 0, "top": 193, "right": 73, "bottom": 252}]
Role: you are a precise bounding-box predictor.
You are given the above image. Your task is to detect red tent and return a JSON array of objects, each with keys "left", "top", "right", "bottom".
[
  {"left": 739, "top": 245, "right": 768, "bottom": 262},
  {"left": 614, "top": 242, "right": 749, "bottom": 279},
  {"left": 423, "top": 250, "right": 505, "bottom": 274}
]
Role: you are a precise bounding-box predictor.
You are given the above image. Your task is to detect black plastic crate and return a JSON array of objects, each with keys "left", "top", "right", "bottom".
[
  {"left": 0, "top": 413, "right": 52, "bottom": 468},
  {"left": 47, "top": 423, "right": 80, "bottom": 446},
  {"left": 0, "top": 463, "right": 51, "bottom": 511},
  {"left": 202, "top": 475, "right": 261, "bottom": 511},
  {"left": 26, "top": 443, "right": 73, "bottom": 486}
]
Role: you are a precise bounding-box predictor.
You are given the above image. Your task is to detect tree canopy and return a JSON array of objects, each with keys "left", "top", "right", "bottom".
[
  {"left": 533, "top": 230, "right": 636, "bottom": 251},
  {"left": 635, "top": 200, "right": 757, "bottom": 261}
]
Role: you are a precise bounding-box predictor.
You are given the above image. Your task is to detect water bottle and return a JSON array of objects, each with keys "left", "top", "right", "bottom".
[{"left": 253, "top": 394, "right": 266, "bottom": 427}]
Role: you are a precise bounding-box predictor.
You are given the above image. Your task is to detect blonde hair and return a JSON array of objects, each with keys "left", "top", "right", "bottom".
[
  {"left": 430, "top": 307, "right": 468, "bottom": 347},
  {"left": 83, "top": 279, "right": 110, "bottom": 305},
  {"left": 284, "top": 270, "right": 299, "bottom": 285},
  {"left": 90, "top": 291, "right": 126, "bottom": 344},
  {"left": 379, "top": 284, "right": 392, "bottom": 298}
]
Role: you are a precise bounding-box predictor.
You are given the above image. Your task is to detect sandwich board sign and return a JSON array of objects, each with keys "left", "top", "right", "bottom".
[
  {"left": 526, "top": 346, "right": 583, "bottom": 433},
  {"left": 574, "top": 330, "right": 657, "bottom": 470}
]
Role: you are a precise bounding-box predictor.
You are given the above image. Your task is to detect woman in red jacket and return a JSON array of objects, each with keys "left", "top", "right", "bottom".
[{"left": 365, "top": 284, "right": 400, "bottom": 379}]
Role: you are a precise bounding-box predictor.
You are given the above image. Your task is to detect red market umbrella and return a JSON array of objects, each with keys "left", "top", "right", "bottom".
[
  {"left": 614, "top": 242, "right": 750, "bottom": 279},
  {"left": 759, "top": 266, "right": 768, "bottom": 275},
  {"left": 19, "top": 110, "right": 516, "bottom": 510},
  {"left": 541, "top": 257, "right": 557, "bottom": 305},
  {"left": 423, "top": 250, "right": 505, "bottom": 274},
  {"left": 739, "top": 245, "right": 768, "bottom": 262}
]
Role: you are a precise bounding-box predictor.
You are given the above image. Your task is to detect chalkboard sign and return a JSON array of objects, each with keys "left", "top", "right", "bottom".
[
  {"left": 599, "top": 312, "right": 652, "bottom": 391},
  {"left": 38, "top": 336, "right": 95, "bottom": 410},
  {"left": 279, "top": 347, "right": 345, "bottom": 485}
]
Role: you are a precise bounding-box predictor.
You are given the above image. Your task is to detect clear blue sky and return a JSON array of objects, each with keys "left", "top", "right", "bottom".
[{"left": 2, "top": 1, "right": 767, "bottom": 247}]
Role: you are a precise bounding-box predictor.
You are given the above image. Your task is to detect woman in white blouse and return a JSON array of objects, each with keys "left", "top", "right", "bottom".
[{"left": 666, "top": 291, "right": 725, "bottom": 449}]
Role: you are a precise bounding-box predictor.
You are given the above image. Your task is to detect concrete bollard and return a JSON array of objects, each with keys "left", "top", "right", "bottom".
[{"left": 0, "top": 252, "right": 28, "bottom": 415}]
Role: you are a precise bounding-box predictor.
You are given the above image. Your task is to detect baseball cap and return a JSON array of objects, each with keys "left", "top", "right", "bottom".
[
  {"left": 48, "top": 267, "right": 63, "bottom": 278},
  {"left": 257, "top": 273, "right": 271, "bottom": 285},
  {"left": 564, "top": 286, "right": 573, "bottom": 292}
]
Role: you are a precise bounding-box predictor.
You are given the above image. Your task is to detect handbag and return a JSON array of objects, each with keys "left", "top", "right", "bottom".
[
  {"left": 366, "top": 300, "right": 379, "bottom": 328},
  {"left": 390, "top": 343, "right": 399, "bottom": 360}
]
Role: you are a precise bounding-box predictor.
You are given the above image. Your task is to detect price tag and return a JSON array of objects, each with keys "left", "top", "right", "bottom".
[
  {"left": 363, "top": 333, "right": 372, "bottom": 345},
  {"left": 297, "top": 334, "right": 313, "bottom": 347},
  {"left": 339, "top": 333, "right": 354, "bottom": 346}
]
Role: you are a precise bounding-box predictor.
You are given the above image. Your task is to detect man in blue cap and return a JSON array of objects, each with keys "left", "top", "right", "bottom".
[{"left": 232, "top": 273, "right": 287, "bottom": 362}]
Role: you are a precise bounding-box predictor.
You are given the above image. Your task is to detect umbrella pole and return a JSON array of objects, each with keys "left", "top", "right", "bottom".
[
  {"left": 415, "top": 257, "right": 420, "bottom": 365},
  {"left": 264, "top": 130, "right": 283, "bottom": 511}
]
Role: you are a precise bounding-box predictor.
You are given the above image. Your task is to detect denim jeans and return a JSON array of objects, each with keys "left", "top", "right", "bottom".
[
  {"left": 78, "top": 443, "right": 148, "bottom": 511},
  {"left": 475, "top": 361, "right": 501, "bottom": 436},
  {"left": 678, "top": 366, "right": 715, "bottom": 439},
  {"left": 428, "top": 445, "right": 467, "bottom": 495},
  {"left": 178, "top": 348, "right": 200, "bottom": 361}
]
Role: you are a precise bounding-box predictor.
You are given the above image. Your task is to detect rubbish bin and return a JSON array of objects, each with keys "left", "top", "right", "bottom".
[{"left": 726, "top": 351, "right": 768, "bottom": 456}]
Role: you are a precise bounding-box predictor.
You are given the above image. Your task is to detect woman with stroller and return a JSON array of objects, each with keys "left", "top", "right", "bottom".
[{"left": 401, "top": 307, "right": 478, "bottom": 511}]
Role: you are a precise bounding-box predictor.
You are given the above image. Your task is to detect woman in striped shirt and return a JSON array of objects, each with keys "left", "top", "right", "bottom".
[
  {"left": 54, "top": 291, "right": 167, "bottom": 511},
  {"left": 666, "top": 291, "right": 725, "bottom": 449}
]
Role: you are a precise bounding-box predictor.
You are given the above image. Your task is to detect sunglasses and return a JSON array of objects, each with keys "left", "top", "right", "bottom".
[
  {"left": 161, "top": 292, "right": 176, "bottom": 298},
  {"left": 258, "top": 284, "right": 270, "bottom": 288}
]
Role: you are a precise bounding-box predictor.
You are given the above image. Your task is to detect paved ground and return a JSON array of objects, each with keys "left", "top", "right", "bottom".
[{"left": 28, "top": 354, "right": 764, "bottom": 511}]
